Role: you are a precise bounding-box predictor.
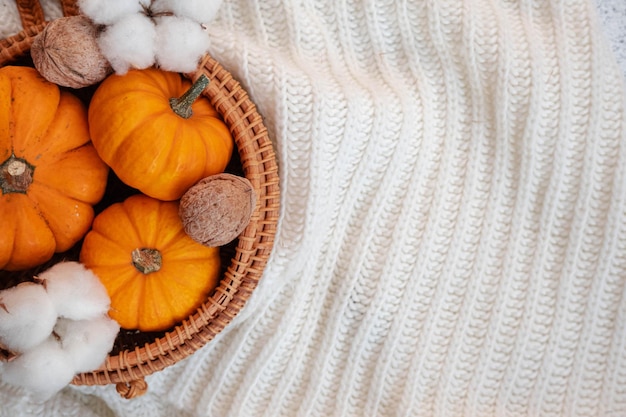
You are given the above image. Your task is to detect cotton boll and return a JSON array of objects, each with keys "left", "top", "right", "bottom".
[
  {"left": 37, "top": 262, "right": 110, "bottom": 321},
  {"left": 54, "top": 317, "right": 120, "bottom": 373},
  {"left": 0, "top": 283, "right": 57, "bottom": 353},
  {"left": 98, "top": 13, "right": 157, "bottom": 74},
  {"left": 77, "top": 0, "right": 144, "bottom": 25},
  {"left": 151, "top": 0, "right": 224, "bottom": 24},
  {"left": 1, "top": 337, "right": 75, "bottom": 401},
  {"left": 154, "top": 16, "right": 210, "bottom": 73}
]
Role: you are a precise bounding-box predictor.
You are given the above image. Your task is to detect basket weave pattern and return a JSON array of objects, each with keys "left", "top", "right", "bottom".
[{"left": 0, "top": 0, "right": 280, "bottom": 399}]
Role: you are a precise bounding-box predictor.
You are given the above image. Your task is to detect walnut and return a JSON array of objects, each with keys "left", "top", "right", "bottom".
[
  {"left": 31, "top": 16, "right": 112, "bottom": 89},
  {"left": 179, "top": 173, "right": 257, "bottom": 247}
]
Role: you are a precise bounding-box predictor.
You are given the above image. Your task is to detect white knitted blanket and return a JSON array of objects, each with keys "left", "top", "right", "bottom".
[{"left": 1, "top": 0, "right": 626, "bottom": 416}]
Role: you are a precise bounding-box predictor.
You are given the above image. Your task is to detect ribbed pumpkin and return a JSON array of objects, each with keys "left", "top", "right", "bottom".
[
  {"left": 0, "top": 66, "right": 108, "bottom": 271},
  {"left": 87, "top": 68, "right": 233, "bottom": 201},
  {"left": 79, "top": 194, "right": 221, "bottom": 332}
]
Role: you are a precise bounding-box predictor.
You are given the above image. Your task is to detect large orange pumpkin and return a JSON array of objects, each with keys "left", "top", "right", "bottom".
[
  {"left": 88, "top": 68, "right": 234, "bottom": 201},
  {"left": 79, "top": 194, "right": 221, "bottom": 332},
  {"left": 0, "top": 66, "right": 108, "bottom": 271}
]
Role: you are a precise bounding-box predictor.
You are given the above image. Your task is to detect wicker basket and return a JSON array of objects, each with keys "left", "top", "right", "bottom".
[{"left": 0, "top": 0, "right": 280, "bottom": 399}]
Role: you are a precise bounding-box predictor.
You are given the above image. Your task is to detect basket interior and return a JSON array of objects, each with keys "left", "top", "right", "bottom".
[{"left": 0, "top": 20, "right": 280, "bottom": 394}]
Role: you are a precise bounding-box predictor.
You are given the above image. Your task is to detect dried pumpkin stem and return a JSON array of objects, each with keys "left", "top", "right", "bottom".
[
  {"left": 169, "top": 74, "right": 210, "bottom": 119},
  {"left": 132, "top": 248, "right": 162, "bottom": 274},
  {"left": 0, "top": 155, "right": 34, "bottom": 194}
]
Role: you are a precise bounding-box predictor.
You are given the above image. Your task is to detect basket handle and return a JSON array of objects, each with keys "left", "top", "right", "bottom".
[
  {"left": 16, "top": 0, "right": 80, "bottom": 27},
  {"left": 16, "top": 0, "right": 45, "bottom": 27},
  {"left": 59, "top": 0, "right": 80, "bottom": 17}
]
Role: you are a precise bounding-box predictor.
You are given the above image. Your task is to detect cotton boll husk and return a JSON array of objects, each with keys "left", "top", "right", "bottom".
[
  {"left": 77, "top": 0, "right": 144, "bottom": 25},
  {"left": 98, "top": 13, "right": 156, "bottom": 74},
  {"left": 0, "top": 283, "right": 57, "bottom": 353},
  {"left": 37, "top": 262, "right": 110, "bottom": 321},
  {"left": 54, "top": 317, "right": 120, "bottom": 373},
  {"left": 151, "top": 0, "right": 224, "bottom": 24},
  {"left": 154, "top": 16, "right": 210, "bottom": 73},
  {"left": 1, "top": 337, "right": 75, "bottom": 401}
]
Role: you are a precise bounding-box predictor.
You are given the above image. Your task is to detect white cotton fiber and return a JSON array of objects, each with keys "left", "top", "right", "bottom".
[
  {"left": 154, "top": 16, "right": 210, "bottom": 73},
  {"left": 54, "top": 316, "right": 120, "bottom": 374},
  {"left": 77, "top": 0, "right": 144, "bottom": 25},
  {"left": 97, "top": 13, "right": 157, "bottom": 74},
  {"left": 151, "top": 0, "right": 224, "bottom": 24},
  {"left": 0, "top": 283, "right": 57, "bottom": 353},
  {"left": 1, "top": 337, "right": 76, "bottom": 401},
  {"left": 37, "top": 262, "right": 110, "bottom": 321}
]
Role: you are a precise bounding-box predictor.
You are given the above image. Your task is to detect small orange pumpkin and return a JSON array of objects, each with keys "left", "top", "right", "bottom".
[
  {"left": 88, "top": 68, "right": 234, "bottom": 201},
  {"left": 0, "top": 66, "right": 108, "bottom": 271},
  {"left": 79, "top": 194, "right": 221, "bottom": 332}
]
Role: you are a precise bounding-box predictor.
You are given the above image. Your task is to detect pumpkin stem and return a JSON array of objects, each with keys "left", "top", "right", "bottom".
[
  {"left": 132, "top": 248, "right": 162, "bottom": 274},
  {"left": 0, "top": 155, "right": 34, "bottom": 194},
  {"left": 169, "top": 74, "right": 210, "bottom": 119}
]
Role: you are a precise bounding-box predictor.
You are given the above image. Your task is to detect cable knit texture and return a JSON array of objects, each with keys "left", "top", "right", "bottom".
[{"left": 1, "top": 0, "right": 625, "bottom": 416}]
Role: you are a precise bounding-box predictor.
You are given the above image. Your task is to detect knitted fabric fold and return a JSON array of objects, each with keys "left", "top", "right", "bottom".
[{"left": 1, "top": 0, "right": 626, "bottom": 416}]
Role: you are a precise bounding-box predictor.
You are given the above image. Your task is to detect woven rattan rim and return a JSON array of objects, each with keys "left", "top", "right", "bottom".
[{"left": 0, "top": 0, "right": 280, "bottom": 398}]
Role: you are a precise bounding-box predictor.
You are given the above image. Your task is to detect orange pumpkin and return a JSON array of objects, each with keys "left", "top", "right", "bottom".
[
  {"left": 88, "top": 68, "right": 234, "bottom": 201},
  {"left": 79, "top": 194, "right": 221, "bottom": 332},
  {"left": 0, "top": 66, "right": 108, "bottom": 271}
]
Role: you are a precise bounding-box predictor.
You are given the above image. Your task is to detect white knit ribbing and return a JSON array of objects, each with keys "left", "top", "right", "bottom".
[
  {"left": 561, "top": 9, "right": 625, "bottom": 417},
  {"left": 0, "top": 1, "right": 21, "bottom": 38},
  {"left": 204, "top": 1, "right": 620, "bottom": 411},
  {"left": 0, "top": 0, "right": 625, "bottom": 416},
  {"left": 428, "top": 0, "right": 501, "bottom": 413},
  {"left": 39, "top": 0, "right": 61, "bottom": 23}
]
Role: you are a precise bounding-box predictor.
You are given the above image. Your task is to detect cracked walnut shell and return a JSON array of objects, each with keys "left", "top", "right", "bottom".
[
  {"left": 31, "top": 15, "right": 112, "bottom": 89},
  {"left": 179, "top": 173, "right": 257, "bottom": 247}
]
